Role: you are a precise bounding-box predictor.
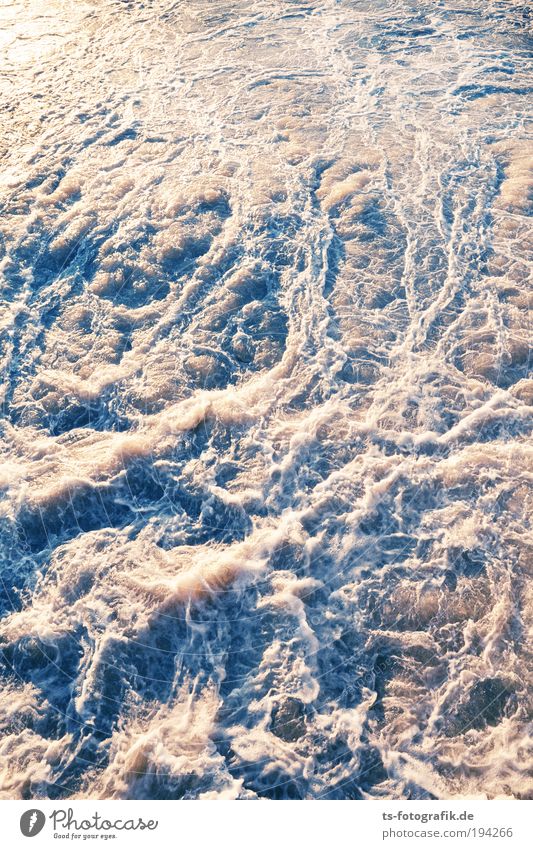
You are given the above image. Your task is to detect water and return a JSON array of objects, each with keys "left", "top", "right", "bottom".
[{"left": 0, "top": 0, "right": 531, "bottom": 800}]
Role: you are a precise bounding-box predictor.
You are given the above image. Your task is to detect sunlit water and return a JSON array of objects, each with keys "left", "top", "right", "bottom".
[{"left": 0, "top": 0, "right": 531, "bottom": 800}]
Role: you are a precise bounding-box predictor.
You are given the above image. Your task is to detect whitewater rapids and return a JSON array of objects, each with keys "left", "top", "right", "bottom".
[{"left": 0, "top": 0, "right": 531, "bottom": 800}]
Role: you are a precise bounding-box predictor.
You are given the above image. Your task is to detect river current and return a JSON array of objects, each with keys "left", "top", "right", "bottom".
[{"left": 0, "top": 0, "right": 531, "bottom": 800}]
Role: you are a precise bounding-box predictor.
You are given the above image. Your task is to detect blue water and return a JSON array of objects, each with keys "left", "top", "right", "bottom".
[{"left": 0, "top": 0, "right": 531, "bottom": 800}]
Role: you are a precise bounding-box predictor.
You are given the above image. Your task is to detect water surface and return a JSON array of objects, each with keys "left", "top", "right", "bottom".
[{"left": 0, "top": 0, "right": 531, "bottom": 800}]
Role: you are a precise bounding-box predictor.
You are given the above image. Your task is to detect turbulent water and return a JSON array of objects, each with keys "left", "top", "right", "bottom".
[{"left": 0, "top": 0, "right": 531, "bottom": 801}]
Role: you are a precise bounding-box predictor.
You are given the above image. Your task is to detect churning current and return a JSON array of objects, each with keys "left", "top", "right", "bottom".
[{"left": 0, "top": 0, "right": 531, "bottom": 800}]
